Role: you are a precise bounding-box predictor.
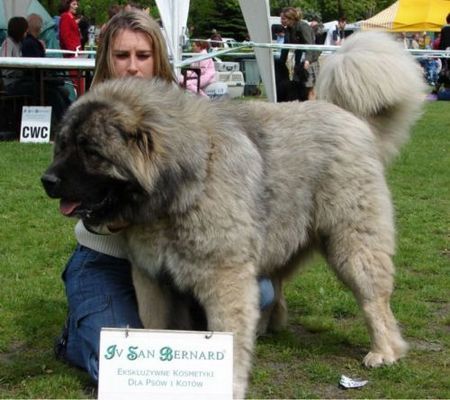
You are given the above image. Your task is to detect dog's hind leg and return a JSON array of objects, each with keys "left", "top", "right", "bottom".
[
  {"left": 323, "top": 225, "right": 409, "bottom": 367},
  {"left": 315, "top": 157, "right": 409, "bottom": 366}
]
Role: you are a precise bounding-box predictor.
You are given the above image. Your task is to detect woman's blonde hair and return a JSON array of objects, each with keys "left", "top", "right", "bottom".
[
  {"left": 280, "top": 7, "right": 301, "bottom": 22},
  {"left": 92, "top": 10, "right": 175, "bottom": 86}
]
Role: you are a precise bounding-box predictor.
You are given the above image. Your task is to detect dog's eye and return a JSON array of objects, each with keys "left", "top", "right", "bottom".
[
  {"left": 77, "top": 137, "right": 105, "bottom": 162},
  {"left": 83, "top": 147, "right": 106, "bottom": 162}
]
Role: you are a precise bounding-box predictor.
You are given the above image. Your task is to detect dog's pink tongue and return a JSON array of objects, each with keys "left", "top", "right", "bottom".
[{"left": 59, "top": 200, "right": 81, "bottom": 216}]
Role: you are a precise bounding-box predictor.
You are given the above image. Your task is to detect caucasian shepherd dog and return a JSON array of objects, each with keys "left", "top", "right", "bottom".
[{"left": 42, "top": 32, "right": 425, "bottom": 398}]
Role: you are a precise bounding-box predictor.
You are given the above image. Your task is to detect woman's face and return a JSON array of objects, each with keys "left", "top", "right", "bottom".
[
  {"left": 111, "top": 29, "right": 155, "bottom": 79},
  {"left": 280, "top": 13, "right": 294, "bottom": 28},
  {"left": 69, "top": 1, "right": 78, "bottom": 15}
]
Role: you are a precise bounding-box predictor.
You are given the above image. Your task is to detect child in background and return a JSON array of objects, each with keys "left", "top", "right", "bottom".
[{"left": 181, "top": 40, "right": 216, "bottom": 96}]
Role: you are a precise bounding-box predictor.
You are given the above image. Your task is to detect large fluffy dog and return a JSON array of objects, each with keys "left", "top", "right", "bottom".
[{"left": 42, "top": 32, "right": 425, "bottom": 398}]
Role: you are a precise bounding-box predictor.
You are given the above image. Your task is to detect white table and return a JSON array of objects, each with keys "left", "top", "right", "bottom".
[{"left": 0, "top": 57, "right": 96, "bottom": 104}]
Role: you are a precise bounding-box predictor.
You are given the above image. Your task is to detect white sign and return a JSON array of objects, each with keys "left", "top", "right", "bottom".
[
  {"left": 20, "top": 106, "right": 52, "bottom": 143},
  {"left": 98, "top": 328, "right": 233, "bottom": 400}
]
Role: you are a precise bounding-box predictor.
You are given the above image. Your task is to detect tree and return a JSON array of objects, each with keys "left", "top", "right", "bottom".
[
  {"left": 189, "top": 0, "right": 246, "bottom": 40},
  {"left": 40, "top": 0, "right": 58, "bottom": 16},
  {"left": 188, "top": 0, "right": 217, "bottom": 38},
  {"left": 39, "top": 0, "right": 398, "bottom": 36},
  {"left": 40, "top": 0, "right": 151, "bottom": 24},
  {"left": 316, "top": 0, "right": 396, "bottom": 21}
]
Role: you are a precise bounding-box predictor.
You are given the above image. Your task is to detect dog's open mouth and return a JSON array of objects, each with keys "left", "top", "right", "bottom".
[
  {"left": 60, "top": 199, "right": 82, "bottom": 217},
  {"left": 59, "top": 195, "right": 112, "bottom": 220}
]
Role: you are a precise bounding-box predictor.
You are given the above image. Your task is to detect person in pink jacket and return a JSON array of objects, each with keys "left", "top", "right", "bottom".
[{"left": 182, "top": 40, "right": 216, "bottom": 96}]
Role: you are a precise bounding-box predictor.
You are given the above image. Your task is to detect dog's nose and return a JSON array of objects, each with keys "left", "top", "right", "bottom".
[{"left": 41, "top": 173, "right": 61, "bottom": 198}]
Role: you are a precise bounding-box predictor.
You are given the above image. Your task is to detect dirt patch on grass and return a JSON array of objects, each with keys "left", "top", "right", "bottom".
[
  {"left": 0, "top": 341, "right": 27, "bottom": 365},
  {"left": 409, "top": 338, "right": 444, "bottom": 352}
]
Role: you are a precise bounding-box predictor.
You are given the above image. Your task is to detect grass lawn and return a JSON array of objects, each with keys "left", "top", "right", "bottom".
[{"left": 0, "top": 101, "right": 449, "bottom": 399}]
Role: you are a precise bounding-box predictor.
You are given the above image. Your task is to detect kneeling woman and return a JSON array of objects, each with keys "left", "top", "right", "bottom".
[{"left": 54, "top": 9, "right": 274, "bottom": 383}]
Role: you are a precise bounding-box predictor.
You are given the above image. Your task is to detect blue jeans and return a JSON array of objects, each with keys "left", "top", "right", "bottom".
[{"left": 59, "top": 245, "right": 274, "bottom": 382}]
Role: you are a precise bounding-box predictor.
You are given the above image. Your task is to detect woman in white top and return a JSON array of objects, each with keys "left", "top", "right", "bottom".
[{"left": 53, "top": 9, "right": 275, "bottom": 384}]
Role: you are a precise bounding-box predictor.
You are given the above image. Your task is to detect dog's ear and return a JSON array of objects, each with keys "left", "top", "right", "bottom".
[
  {"left": 122, "top": 128, "right": 157, "bottom": 194},
  {"left": 120, "top": 128, "right": 153, "bottom": 157}
]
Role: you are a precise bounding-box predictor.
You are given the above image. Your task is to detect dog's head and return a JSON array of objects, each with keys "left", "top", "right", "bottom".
[{"left": 41, "top": 78, "right": 207, "bottom": 227}]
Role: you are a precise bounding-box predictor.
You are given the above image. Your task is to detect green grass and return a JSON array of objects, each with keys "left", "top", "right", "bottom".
[{"left": 0, "top": 101, "right": 449, "bottom": 399}]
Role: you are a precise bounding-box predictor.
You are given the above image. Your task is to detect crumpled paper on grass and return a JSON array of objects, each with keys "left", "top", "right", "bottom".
[{"left": 339, "top": 375, "right": 369, "bottom": 389}]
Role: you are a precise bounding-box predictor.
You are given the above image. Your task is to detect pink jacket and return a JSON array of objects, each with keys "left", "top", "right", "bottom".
[{"left": 183, "top": 49, "right": 216, "bottom": 96}]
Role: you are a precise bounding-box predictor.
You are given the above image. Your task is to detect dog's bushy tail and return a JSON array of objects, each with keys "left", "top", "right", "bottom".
[{"left": 316, "top": 31, "right": 427, "bottom": 165}]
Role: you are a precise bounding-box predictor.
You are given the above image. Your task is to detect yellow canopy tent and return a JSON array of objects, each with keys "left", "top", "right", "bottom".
[{"left": 360, "top": 0, "right": 450, "bottom": 32}]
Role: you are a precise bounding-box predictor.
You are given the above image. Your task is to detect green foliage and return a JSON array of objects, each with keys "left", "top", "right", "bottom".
[
  {"left": 40, "top": 0, "right": 151, "bottom": 24},
  {"left": 187, "top": 0, "right": 399, "bottom": 39},
  {"left": 189, "top": 0, "right": 248, "bottom": 40},
  {"left": 0, "top": 101, "right": 448, "bottom": 398},
  {"left": 38, "top": 1, "right": 398, "bottom": 35}
]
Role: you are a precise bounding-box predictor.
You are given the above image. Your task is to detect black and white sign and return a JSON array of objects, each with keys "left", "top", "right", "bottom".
[{"left": 20, "top": 107, "right": 52, "bottom": 143}]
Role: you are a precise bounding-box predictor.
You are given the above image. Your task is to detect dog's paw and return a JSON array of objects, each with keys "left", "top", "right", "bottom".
[{"left": 363, "top": 351, "right": 396, "bottom": 367}]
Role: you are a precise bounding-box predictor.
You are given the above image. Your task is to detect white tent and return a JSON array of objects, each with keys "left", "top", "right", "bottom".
[
  {"left": 155, "top": 0, "right": 190, "bottom": 75},
  {"left": 239, "top": 0, "right": 276, "bottom": 102}
]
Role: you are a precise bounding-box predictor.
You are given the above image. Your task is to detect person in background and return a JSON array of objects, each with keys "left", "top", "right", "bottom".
[
  {"left": 53, "top": 9, "right": 275, "bottom": 384},
  {"left": 410, "top": 32, "right": 420, "bottom": 49},
  {"left": 210, "top": 28, "right": 223, "bottom": 48},
  {"left": 435, "top": 13, "right": 450, "bottom": 97},
  {"left": 280, "top": 7, "right": 319, "bottom": 100},
  {"left": 331, "top": 16, "right": 347, "bottom": 45},
  {"left": 274, "top": 25, "right": 285, "bottom": 44},
  {"left": 396, "top": 32, "right": 409, "bottom": 49},
  {"left": 108, "top": 3, "right": 122, "bottom": 19},
  {"left": 59, "top": 0, "right": 81, "bottom": 56},
  {"left": 0, "top": 17, "right": 28, "bottom": 91},
  {"left": 99, "top": 4, "right": 121, "bottom": 38},
  {"left": 180, "top": 40, "right": 216, "bottom": 96},
  {"left": 124, "top": 2, "right": 144, "bottom": 11},
  {"left": 309, "top": 14, "right": 325, "bottom": 45},
  {"left": 22, "top": 14, "right": 46, "bottom": 57},
  {"left": 438, "top": 13, "right": 450, "bottom": 51},
  {"left": 21, "top": 13, "right": 71, "bottom": 122},
  {"left": 59, "top": 0, "right": 83, "bottom": 93},
  {"left": 77, "top": 13, "right": 90, "bottom": 49}
]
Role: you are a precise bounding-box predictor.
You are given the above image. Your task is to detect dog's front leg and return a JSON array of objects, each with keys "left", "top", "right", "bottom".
[
  {"left": 194, "top": 264, "right": 259, "bottom": 399},
  {"left": 132, "top": 266, "right": 172, "bottom": 329}
]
